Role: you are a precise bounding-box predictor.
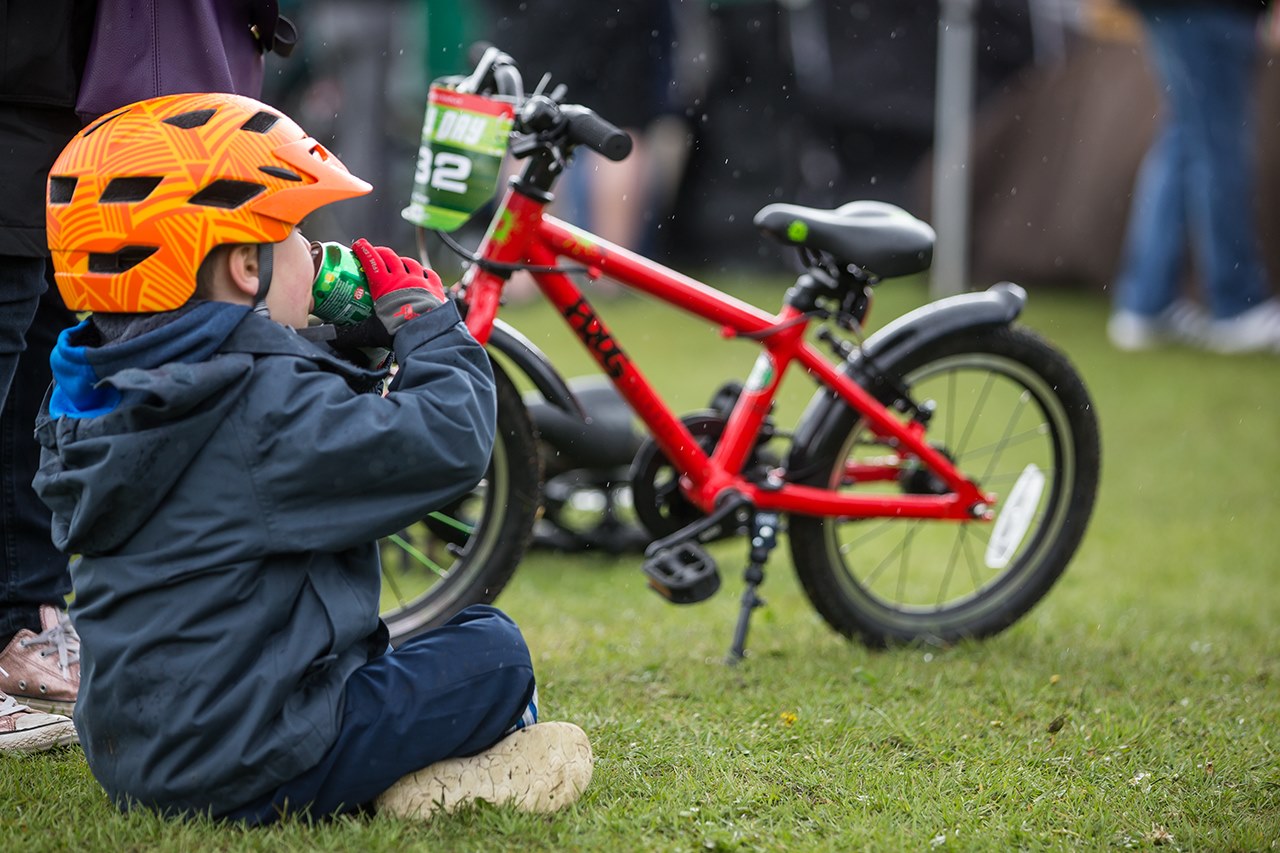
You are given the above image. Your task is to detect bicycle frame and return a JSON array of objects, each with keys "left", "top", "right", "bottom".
[{"left": 458, "top": 184, "right": 995, "bottom": 523}]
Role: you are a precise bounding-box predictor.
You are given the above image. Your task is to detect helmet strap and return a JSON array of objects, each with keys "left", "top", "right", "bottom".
[{"left": 253, "top": 243, "right": 275, "bottom": 317}]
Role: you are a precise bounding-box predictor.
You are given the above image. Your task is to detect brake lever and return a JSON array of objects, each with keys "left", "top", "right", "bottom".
[{"left": 508, "top": 132, "right": 542, "bottom": 159}]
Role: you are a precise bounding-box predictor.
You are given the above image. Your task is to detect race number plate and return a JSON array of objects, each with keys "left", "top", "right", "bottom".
[{"left": 402, "top": 85, "right": 514, "bottom": 232}]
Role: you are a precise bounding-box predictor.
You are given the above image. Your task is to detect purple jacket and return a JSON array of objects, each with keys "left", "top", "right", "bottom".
[{"left": 76, "top": 0, "right": 293, "bottom": 121}]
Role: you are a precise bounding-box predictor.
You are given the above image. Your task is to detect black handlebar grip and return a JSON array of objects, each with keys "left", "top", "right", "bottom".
[{"left": 564, "top": 106, "right": 633, "bottom": 162}]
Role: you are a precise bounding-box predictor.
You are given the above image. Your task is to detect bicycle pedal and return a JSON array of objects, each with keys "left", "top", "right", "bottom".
[{"left": 642, "top": 542, "right": 721, "bottom": 605}]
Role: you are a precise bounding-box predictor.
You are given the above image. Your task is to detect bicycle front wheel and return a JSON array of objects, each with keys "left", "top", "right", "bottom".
[
  {"left": 379, "top": 362, "right": 541, "bottom": 643},
  {"left": 789, "top": 326, "right": 1100, "bottom": 646}
]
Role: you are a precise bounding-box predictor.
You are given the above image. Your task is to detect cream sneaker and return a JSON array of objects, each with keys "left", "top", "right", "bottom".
[
  {"left": 0, "top": 690, "right": 77, "bottom": 753},
  {"left": 1204, "top": 300, "right": 1280, "bottom": 354},
  {"left": 0, "top": 604, "right": 80, "bottom": 716},
  {"left": 376, "top": 722, "right": 593, "bottom": 820},
  {"left": 1107, "top": 300, "right": 1209, "bottom": 351}
]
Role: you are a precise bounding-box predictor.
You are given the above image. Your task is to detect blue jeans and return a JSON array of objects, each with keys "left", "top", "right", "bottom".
[
  {"left": 0, "top": 257, "right": 73, "bottom": 641},
  {"left": 1114, "top": 7, "right": 1271, "bottom": 321},
  {"left": 223, "top": 605, "right": 538, "bottom": 825}
]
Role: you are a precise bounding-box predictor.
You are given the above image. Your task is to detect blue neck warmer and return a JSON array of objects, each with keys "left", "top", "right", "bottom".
[{"left": 49, "top": 302, "right": 252, "bottom": 419}]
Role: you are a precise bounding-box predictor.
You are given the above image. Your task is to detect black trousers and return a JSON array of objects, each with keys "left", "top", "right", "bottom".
[{"left": 0, "top": 257, "right": 74, "bottom": 640}]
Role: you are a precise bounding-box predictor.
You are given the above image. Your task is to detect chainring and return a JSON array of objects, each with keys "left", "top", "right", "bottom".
[{"left": 629, "top": 413, "right": 726, "bottom": 542}]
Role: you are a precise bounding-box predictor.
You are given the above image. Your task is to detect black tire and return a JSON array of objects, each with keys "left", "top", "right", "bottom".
[
  {"left": 789, "top": 326, "right": 1100, "bottom": 646},
  {"left": 379, "top": 362, "right": 541, "bottom": 643}
]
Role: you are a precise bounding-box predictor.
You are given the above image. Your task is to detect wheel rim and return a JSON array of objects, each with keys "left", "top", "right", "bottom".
[
  {"left": 378, "top": 424, "right": 512, "bottom": 634},
  {"left": 821, "top": 352, "right": 1076, "bottom": 631}
]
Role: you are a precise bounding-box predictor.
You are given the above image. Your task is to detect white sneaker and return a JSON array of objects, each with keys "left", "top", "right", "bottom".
[
  {"left": 1203, "top": 300, "right": 1280, "bottom": 354},
  {"left": 1107, "top": 300, "right": 1209, "bottom": 351},
  {"left": 376, "top": 722, "right": 593, "bottom": 820},
  {"left": 0, "top": 690, "right": 77, "bottom": 753}
]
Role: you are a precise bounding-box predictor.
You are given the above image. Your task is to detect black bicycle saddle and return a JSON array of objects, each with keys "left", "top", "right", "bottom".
[{"left": 754, "top": 200, "right": 936, "bottom": 280}]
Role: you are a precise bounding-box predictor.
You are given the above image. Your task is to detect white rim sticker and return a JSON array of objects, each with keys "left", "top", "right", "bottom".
[{"left": 984, "top": 463, "right": 1045, "bottom": 569}]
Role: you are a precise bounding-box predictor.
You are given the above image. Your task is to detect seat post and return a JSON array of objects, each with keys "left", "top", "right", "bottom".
[{"left": 784, "top": 268, "right": 838, "bottom": 313}]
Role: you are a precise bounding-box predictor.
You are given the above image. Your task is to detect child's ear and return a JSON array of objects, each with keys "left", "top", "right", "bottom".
[{"left": 225, "top": 245, "right": 261, "bottom": 298}]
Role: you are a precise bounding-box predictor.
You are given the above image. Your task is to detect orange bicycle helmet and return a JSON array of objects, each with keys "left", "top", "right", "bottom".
[{"left": 47, "top": 92, "right": 372, "bottom": 313}]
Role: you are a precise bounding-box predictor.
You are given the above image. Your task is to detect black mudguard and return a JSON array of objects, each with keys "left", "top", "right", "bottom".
[
  {"left": 786, "top": 282, "right": 1027, "bottom": 477},
  {"left": 486, "top": 320, "right": 643, "bottom": 472},
  {"left": 486, "top": 318, "right": 584, "bottom": 418}
]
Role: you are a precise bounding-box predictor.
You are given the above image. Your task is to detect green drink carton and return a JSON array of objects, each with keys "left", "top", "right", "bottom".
[{"left": 310, "top": 241, "right": 373, "bottom": 325}]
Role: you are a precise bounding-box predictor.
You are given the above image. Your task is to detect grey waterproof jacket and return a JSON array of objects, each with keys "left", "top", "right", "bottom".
[{"left": 33, "top": 301, "right": 496, "bottom": 816}]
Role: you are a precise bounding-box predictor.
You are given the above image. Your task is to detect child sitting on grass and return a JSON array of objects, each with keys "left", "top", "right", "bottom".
[{"left": 33, "top": 92, "right": 591, "bottom": 823}]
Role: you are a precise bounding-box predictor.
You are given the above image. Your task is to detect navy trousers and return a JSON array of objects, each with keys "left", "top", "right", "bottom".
[
  {"left": 0, "top": 257, "right": 73, "bottom": 641},
  {"left": 223, "top": 605, "right": 538, "bottom": 825}
]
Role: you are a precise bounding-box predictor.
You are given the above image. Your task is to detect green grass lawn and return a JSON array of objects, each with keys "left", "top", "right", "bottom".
[{"left": 4, "top": 276, "right": 1278, "bottom": 851}]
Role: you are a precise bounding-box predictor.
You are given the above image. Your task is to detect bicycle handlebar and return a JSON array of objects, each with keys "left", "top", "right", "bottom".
[
  {"left": 458, "top": 45, "right": 523, "bottom": 99},
  {"left": 562, "top": 105, "right": 633, "bottom": 162},
  {"left": 460, "top": 44, "right": 632, "bottom": 163}
]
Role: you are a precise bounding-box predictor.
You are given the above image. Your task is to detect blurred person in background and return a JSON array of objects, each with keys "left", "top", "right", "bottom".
[
  {"left": 0, "top": 0, "right": 293, "bottom": 752},
  {"left": 784, "top": 0, "right": 1037, "bottom": 212},
  {"left": 1107, "top": 0, "right": 1279, "bottom": 353},
  {"left": 479, "top": 0, "right": 680, "bottom": 256},
  {"left": 0, "top": 0, "right": 95, "bottom": 753},
  {"left": 264, "top": 0, "right": 430, "bottom": 250}
]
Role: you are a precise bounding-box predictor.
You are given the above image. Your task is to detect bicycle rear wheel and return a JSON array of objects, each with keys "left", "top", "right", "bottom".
[
  {"left": 379, "top": 362, "right": 541, "bottom": 643},
  {"left": 788, "top": 326, "right": 1100, "bottom": 646}
]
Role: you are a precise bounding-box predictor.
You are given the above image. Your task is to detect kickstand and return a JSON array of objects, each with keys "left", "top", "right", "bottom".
[{"left": 727, "top": 511, "right": 779, "bottom": 664}]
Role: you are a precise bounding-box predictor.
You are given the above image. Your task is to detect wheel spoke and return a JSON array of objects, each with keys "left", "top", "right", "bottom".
[
  {"left": 838, "top": 518, "right": 900, "bottom": 555},
  {"left": 981, "top": 464, "right": 1047, "bottom": 486},
  {"left": 381, "top": 546, "right": 409, "bottom": 606},
  {"left": 978, "top": 391, "right": 1031, "bottom": 481},
  {"left": 387, "top": 531, "right": 450, "bottom": 579},
  {"left": 936, "top": 529, "right": 966, "bottom": 606},
  {"left": 946, "top": 369, "right": 957, "bottom": 448},
  {"left": 895, "top": 524, "right": 920, "bottom": 604},
  {"left": 961, "top": 524, "right": 985, "bottom": 591},
  {"left": 958, "top": 424, "right": 1046, "bottom": 464},
  {"left": 955, "top": 372, "right": 996, "bottom": 458},
  {"left": 427, "top": 510, "right": 475, "bottom": 537},
  {"left": 861, "top": 530, "right": 914, "bottom": 589}
]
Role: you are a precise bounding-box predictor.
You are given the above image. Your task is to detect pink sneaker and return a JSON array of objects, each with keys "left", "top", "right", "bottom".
[
  {"left": 0, "top": 604, "right": 80, "bottom": 716},
  {"left": 0, "top": 691, "right": 77, "bottom": 753}
]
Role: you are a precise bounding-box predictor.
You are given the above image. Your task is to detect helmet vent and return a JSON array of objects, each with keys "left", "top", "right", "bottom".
[
  {"left": 189, "top": 180, "right": 266, "bottom": 209},
  {"left": 100, "top": 176, "right": 163, "bottom": 204},
  {"left": 259, "top": 165, "right": 303, "bottom": 182},
  {"left": 82, "top": 108, "right": 130, "bottom": 138},
  {"left": 240, "top": 111, "right": 280, "bottom": 134},
  {"left": 49, "top": 177, "right": 78, "bottom": 204},
  {"left": 88, "top": 246, "right": 158, "bottom": 274},
  {"left": 163, "top": 109, "right": 217, "bottom": 129}
]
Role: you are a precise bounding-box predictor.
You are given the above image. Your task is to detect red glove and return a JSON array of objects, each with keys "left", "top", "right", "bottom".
[
  {"left": 352, "top": 238, "right": 445, "bottom": 335},
  {"left": 353, "top": 239, "right": 445, "bottom": 301}
]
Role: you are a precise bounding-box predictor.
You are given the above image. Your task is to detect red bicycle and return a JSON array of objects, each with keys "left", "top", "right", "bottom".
[{"left": 376, "top": 49, "right": 1101, "bottom": 659}]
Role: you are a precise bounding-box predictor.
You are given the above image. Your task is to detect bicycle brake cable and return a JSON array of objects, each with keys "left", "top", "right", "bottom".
[{"left": 434, "top": 228, "right": 591, "bottom": 277}]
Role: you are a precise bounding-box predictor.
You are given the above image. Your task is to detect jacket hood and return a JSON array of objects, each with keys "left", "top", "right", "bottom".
[{"left": 34, "top": 302, "right": 253, "bottom": 554}]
